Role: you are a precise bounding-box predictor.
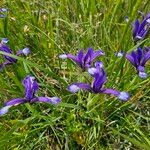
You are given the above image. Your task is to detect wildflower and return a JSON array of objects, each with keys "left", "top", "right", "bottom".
[
  {"left": 0, "top": 38, "right": 30, "bottom": 70},
  {"left": 59, "top": 47, "right": 104, "bottom": 70},
  {"left": 126, "top": 47, "right": 150, "bottom": 78},
  {"left": 114, "top": 50, "right": 124, "bottom": 57},
  {"left": 68, "top": 63, "right": 129, "bottom": 101},
  {"left": 0, "top": 75, "right": 61, "bottom": 116},
  {"left": 132, "top": 12, "right": 150, "bottom": 42},
  {"left": 124, "top": 16, "right": 129, "bottom": 22}
]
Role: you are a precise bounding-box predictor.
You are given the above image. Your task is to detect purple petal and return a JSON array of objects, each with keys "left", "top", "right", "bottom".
[
  {"left": 68, "top": 83, "right": 91, "bottom": 93},
  {"left": 88, "top": 62, "right": 103, "bottom": 76},
  {"left": 92, "top": 68, "right": 106, "bottom": 92},
  {"left": 126, "top": 54, "right": 136, "bottom": 67},
  {"left": 0, "top": 44, "right": 17, "bottom": 63},
  {"left": 138, "top": 28, "right": 149, "bottom": 39},
  {"left": 117, "top": 92, "right": 130, "bottom": 101},
  {"left": 137, "top": 47, "right": 142, "bottom": 64},
  {"left": 141, "top": 50, "right": 150, "bottom": 66},
  {"left": 0, "top": 106, "right": 11, "bottom": 116},
  {"left": 76, "top": 50, "right": 84, "bottom": 66},
  {"left": 95, "top": 61, "right": 104, "bottom": 69},
  {"left": 102, "top": 89, "right": 129, "bottom": 101},
  {"left": 83, "top": 47, "right": 93, "bottom": 64},
  {"left": 1, "top": 38, "right": 9, "bottom": 44},
  {"left": 88, "top": 67, "right": 98, "bottom": 75},
  {"left": 102, "top": 89, "right": 120, "bottom": 96},
  {"left": 131, "top": 51, "right": 138, "bottom": 66},
  {"left": 16, "top": 47, "right": 30, "bottom": 56},
  {"left": 59, "top": 53, "right": 77, "bottom": 63},
  {"left": 31, "top": 97, "right": 61, "bottom": 105},
  {"left": 0, "top": 98, "right": 26, "bottom": 116},
  {"left": 22, "top": 75, "right": 39, "bottom": 100},
  {"left": 138, "top": 19, "right": 147, "bottom": 33},
  {"left": 0, "top": 44, "right": 12, "bottom": 53},
  {"left": 139, "top": 71, "right": 147, "bottom": 78},
  {"left": 59, "top": 54, "right": 68, "bottom": 59},
  {"left": 137, "top": 66, "right": 145, "bottom": 72},
  {"left": 4, "top": 98, "right": 26, "bottom": 106},
  {"left": 91, "top": 49, "right": 104, "bottom": 61},
  {"left": 67, "top": 53, "right": 77, "bottom": 62},
  {"left": 132, "top": 19, "right": 140, "bottom": 38}
]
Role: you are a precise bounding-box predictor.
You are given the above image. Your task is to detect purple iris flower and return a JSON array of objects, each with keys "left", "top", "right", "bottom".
[
  {"left": 0, "top": 38, "right": 30, "bottom": 70},
  {"left": 59, "top": 47, "right": 104, "bottom": 70},
  {"left": 0, "top": 75, "right": 61, "bottom": 116},
  {"left": 126, "top": 47, "right": 150, "bottom": 78},
  {"left": 68, "top": 62, "right": 129, "bottom": 101},
  {"left": 132, "top": 12, "right": 150, "bottom": 42}
]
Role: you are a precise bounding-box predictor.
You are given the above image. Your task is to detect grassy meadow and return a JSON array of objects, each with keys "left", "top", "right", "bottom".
[{"left": 0, "top": 0, "right": 150, "bottom": 149}]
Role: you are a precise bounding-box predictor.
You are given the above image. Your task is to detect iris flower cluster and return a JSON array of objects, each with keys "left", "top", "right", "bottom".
[
  {"left": 132, "top": 12, "right": 150, "bottom": 42},
  {"left": 59, "top": 47, "right": 104, "bottom": 70},
  {"left": 60, "top": 49, "right": 130, "bottom": 101},
  {"left": 0, "top": 75, "right": 61, "bottom": 116},
  {"left": 68, "top": 62, "right": 129, "bottom": 101},
  {"left": 0, "top": 38, "right": 30, "bottom": 70},
  {"left": 0, "top": 12, "right": 150, "bottom": 116},
  {"left": 126, "top": 47, "right": 150, "bottom": 78},
  {"left": 116, "top": 12, "right": 150, "bottom": 78}
]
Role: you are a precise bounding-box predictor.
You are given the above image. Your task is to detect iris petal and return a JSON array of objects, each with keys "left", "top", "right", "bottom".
[
  {"left": 4, "top": 98, "right": 26, "bottom": 106},
  {"left": 118, "top": 92, "right": 130, "bottom": 101},
  {"left": 0, "top": 98, "right": 26, "bottom": 116},
  {"left": 23, "top": 75, "right": 39, "bottom": 100},
  {"left": 16, "top": 47, "right": 30, "bottom": 56},
  {"left": 91, "top": 50, "right": 104, "bottom": 61},
  {"left": 0, "top": 106, "right": 11, "bottom": 116},
  {"left": 126, "top": 54, "right": 136, "bottom": 66},
  {"left": 139, "top": 72, "right": 147, "bottom": 78},
  {"left": 133, "top": 19, "right": 140, "bottom": 38},
  {"left": 68, "top": 83, "right": 91, "bottom": 93},
  {"left": 31, "top": 97, "right": 61, "bottom": 105}
]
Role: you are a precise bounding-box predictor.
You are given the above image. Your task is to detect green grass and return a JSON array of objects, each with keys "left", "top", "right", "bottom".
[{"left": 0, "top": 0, "right": 150, "bottom": 149}]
